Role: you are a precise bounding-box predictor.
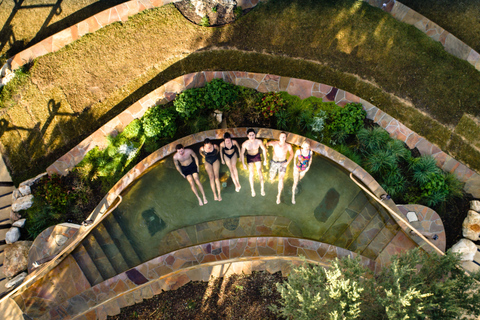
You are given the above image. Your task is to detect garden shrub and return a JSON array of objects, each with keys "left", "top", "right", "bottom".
[
  {"left": 120, "top": 118, "right": 144, "bottom": 140},
  {"left": 274, "top": 249, "right": 480, "bottom": 320},
  {"left": 142, "top": 105, "right": 177, "bottom": 138},
  {"left": 174, "top": 87, "right": 206, "bottom": 119},
  {"left": 204, "top": 78, "right": 239, "bottom": 112},
  {"left": 328, "top": 103, "right": 366, "bottom": 141},
  {"left": 25, "top": 173, "right": 94, "bottom": 239},
  {"left": 256, "top": 91, "right": 285, "bottom": 119}
]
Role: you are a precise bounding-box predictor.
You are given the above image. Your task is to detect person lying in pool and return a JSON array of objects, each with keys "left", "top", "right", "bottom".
[
  {"left": 267, "top": 131, "right": 294, "bottom": 204},
  {"left": 173, "top": 144, "right": 208, "bottom": 206},
  {"left": 220, "top": 132, "right": 242, "bottom": 192},
  {"left": 292, "top": 141, "right": 313, "bottom": 204},
  {"left": 199, "top": 138, "right": 222, "bottom": 201},
  {"left": 241, "top": 128, "right": 267, "bottom": 197}
]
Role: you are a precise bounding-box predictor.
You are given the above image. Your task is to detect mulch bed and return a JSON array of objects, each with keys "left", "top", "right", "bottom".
[{"left": 108, "top": 271, "right": 285, "bottom": 320}]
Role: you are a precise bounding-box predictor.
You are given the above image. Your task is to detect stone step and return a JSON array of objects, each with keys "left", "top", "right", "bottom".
[
  {"left": 82, "top": 234, "right": 117, "bottom": 281},
  {"left": 92, "top": 223, "right": 130, "bottom": 274},
  {"left": 348, "top": 215, "right": 384, "bottom": 257},
  {"left": 0, "top": 186, "right": 14, "bottom": 198},
  {"left": 102, "top": 214, "right": 142, "bottom": 268},
  {"left": 0, "top": 207, "right": 11, "bottom": 222},
  {"left": 321, "top": 191, "right": 367, "bottom": 244},
  {"left": 334, "top": 200, "right": 378, "bottom": 249},
  {"left": 361, "top": 227, "right": 398, "bottom": 260},
  {"left": 71, "top": 244, "right": 104, "bottom": 286}
]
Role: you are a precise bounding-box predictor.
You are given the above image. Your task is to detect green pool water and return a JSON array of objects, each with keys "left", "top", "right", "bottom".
[{"left": 109, "top": 140, "right": 398, "bottom": 263}]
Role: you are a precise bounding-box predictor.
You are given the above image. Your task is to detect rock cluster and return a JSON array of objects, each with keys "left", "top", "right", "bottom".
[{"left": 450, "top": 201, "right": 480, "bottom": 262}]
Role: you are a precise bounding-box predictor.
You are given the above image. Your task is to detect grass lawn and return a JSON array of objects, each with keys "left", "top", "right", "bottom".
[
  {"left": 1, "top": 0, "right": 480, "bottom": 183},
  {"left": 401, "top": 0, "right": 480, "bottom": 53}
]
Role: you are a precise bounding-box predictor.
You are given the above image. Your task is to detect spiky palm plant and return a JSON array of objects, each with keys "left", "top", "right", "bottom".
[
  {"left": 365, "top": 149, "right": 398, "bottom": 174},
  {"left": 357, "top": 127, "right": 390, "bottom": 154},
  {"left": 409, "top": 156, "right": 441, "bottom": 185}
]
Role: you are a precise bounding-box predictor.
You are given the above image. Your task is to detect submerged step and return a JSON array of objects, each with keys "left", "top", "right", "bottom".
[
  {"left": 81, "top": 234, "right": 117, "bottom": 281},
  {"left": 102, "top": 214, "right": 142, "bottom": 268},
  {"left": 92, "top": 223, "right": 130, "bottom": 274},
  {"left": 71, "top": 244, "right": 104, "bottom": 286}
]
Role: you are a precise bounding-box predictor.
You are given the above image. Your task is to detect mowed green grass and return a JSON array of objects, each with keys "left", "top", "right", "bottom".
[
  {"left": 1, "top": 0, "right": 480, "bottom": 183},
  {"left": 401, "top": 0, "right": 480, "bottom": 53}
]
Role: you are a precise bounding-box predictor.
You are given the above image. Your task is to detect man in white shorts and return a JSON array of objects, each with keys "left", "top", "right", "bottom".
[{"left": 267, "top": 132, "right": 293, "bottom": 204}]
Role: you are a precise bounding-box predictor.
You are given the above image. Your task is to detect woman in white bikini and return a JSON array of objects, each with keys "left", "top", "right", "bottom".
[
  {"left": 292, "top": 141, "right": 313, "bottom": 204},
  {"left": 220, "top": 132, "right": 242, "bottom": 192}
]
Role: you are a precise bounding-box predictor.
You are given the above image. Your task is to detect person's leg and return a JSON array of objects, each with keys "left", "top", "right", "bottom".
[
  {"left": 255, "top": 161, "right": 265, "bottom": 196},
  {"left": 269, "top": 160, "right": 277, "bottom": 181},
  {"left": 186, "top": 175, "right": 203, "bottom": 206},
  {"left": 292, "top": 169, "right": 299, "bottom": 204},
  {"left": 248, "top": 162, "right": 256, "bottom": 197},
  {"left": 277, "top": 171, "right": 285, "bottom": 204},
  {"left": 229, "top": 155, "right": 241, "bottom": 191},
  {"left": 204, "top": 162, "right": 218, "bottom": 200},
  {"left": 213, "top": 160, "right": 222, "bottom": 201},
  {"left": 193, "top": 173, "right": 208, "bottom": 204}
]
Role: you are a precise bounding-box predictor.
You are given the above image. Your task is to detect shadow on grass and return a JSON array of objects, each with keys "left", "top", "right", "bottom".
[{"left": 0, "top": 0, "right": 129, "bottom": 60}]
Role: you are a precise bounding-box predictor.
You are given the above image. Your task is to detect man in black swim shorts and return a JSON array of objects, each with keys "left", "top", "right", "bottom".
[
  {"left": 173, "top": 144, "right": 208, "bottom": 206},
  {"left": 241, "top": 129, "right": 267, "bottom": 197}
]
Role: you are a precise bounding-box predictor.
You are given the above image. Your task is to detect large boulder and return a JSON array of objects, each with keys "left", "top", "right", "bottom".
[
  {"left": 451, "top": 238, "right": 477, "bottom": 261},
  {"left": 463, "top": 210, "right": 480, "bottom": 241},
  {"left": 471, "top": 200, "right": 480, "bottom": 213},
  {"left": 12, "top": 219, "right": 26, "bottom": 228},
  {"left": 3, "top": 241, "right": 33, "bottom": 278},
  {"left": 17, "top": 185, "right": 31, "bottom": 197},
  {"left": 19, "top": 172, "right": 47, "bottom": 187},
  {"left": 5, "top": 227, "right": 20, "bottom": 244},
  {"left": 12, "top": 194, "right": 33, "bottom": 212}
]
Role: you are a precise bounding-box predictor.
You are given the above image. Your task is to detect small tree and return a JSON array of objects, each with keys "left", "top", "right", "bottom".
[
  {"left": 272, "top": 258, "right": 364, "bottom": 320},
  {"left": 274, "top": 249, "right": 480, "bottom": 320}
]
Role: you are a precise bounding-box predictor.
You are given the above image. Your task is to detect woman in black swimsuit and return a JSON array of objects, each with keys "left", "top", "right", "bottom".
[
  {"left": 220, "top": 132, "right": 242, "bottom": 192},
  {"left": 200, "top": 138, "right": 222, "bottom": 201}
]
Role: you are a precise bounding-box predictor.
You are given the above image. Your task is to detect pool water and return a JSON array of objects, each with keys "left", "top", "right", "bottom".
[{"left": 110, "top": 140, "right": 397, "bottom": 262}]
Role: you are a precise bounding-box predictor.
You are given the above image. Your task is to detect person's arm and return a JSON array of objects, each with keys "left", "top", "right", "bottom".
[
  {"left": 259, "top": 140, "right": 268, "bottom": 166},
  {"left": 234, "top": 140, "right": 241, "bottom": 163},
  {"left": 305, "top": 151, "right": 313, "bottom": 172},
  {"left": 241, "top": 142, "right": 247, "bottom": 169},
  {"left": 286, "top": 144, "right": 294, "bottom": 166},
  {"left": 191, "top": 151, "right": 200, "bottom": 172},
  {"left": 174, "top": 157, "right": 185, "bottom": 178},
  {"left": 220, "top": 143, "right": 225, "bottom": 164}
]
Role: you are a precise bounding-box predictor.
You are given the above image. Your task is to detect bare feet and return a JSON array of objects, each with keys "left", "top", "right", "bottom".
[
  {"left": 203, "top": 197, "right": 208, "bottom": 204},
  {"left": 261, "top": 189, "right": 265, "bottom": 197},
  {"left": 276, "top": 196, "right": 281, "bottom": 204},
  {"left": 251, "top": 190, "right": 256, "bottom": 197},
  {"left": 235, "top": 185, "right": 241, "bottom": 192},
  {"left": 198, "top": 198, "right": 204, "bottom": 206},
  {"left": 218, "top": 195, "right": 222, "bottom": 201},
  {"left": 292, "top": 197, "right": 296, "bottom": 205},
  {"left": 214, "top": 195, "right": 219, "bottom": 201}
]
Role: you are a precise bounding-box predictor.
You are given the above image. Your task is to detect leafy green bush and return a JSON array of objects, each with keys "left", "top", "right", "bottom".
[
  {"left": 204, "top": 78, "right": 239, "bottom": 111},
  {"left": 409, "top": 155, "right": 441, "bottom": 185},
  {"left": 120, "top": 118, "right": 144, "bottom": 140},
  {"left": 356, "top": 127, "right": 391, "bottom": 155},
  {"left": 328, "top": 103, "right": 366, "bottom": 139},
  {"left": 256, "top": 92, "right": 285, "bottom": 119},
  {"left": 142, "top": 105, "right": 177, "bottom": 138},
  {"left": 274, "top": 250, "right": 480, "bottom": 320},
  {"left": 173, "top": 87, "right": 205, "bottom": 119}
]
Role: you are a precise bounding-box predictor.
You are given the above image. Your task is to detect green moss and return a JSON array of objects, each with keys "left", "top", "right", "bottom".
[
  {"left": 455, "top": 114, "right": 480, "bottom": 148},
  {"left": 446, "top": 134, "right": 480, "bottom": 171}
]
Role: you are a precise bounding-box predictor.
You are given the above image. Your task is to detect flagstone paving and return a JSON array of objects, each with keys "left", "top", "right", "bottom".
[{"left": 15, "top": 237, "right": 385, "bottom": 320}]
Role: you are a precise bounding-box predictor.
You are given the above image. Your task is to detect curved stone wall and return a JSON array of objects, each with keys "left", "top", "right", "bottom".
[
  {"left": 16, "top": 237, "right": 379, "bottom": 320},
  {"left": 46, "top": 71, "right": 480, "bottom": 196},
  {"left": 2, "top": 0, "right": 479, "bottom": 76}
]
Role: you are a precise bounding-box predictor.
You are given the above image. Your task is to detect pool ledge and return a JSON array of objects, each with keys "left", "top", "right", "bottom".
[{"left": 27, "top": 237, "right": 378, "bottom": 320}]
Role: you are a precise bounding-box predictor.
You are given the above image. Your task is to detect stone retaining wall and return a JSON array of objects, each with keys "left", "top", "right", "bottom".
[
  {"left": 3, "top": 0, "right": 479, "bottom": 76},
  {"left": 45, "top": 71, "right": 480, "bottom": 199},
  {"left": 22, "top": 237, "right": 377, "bottom": 320}
]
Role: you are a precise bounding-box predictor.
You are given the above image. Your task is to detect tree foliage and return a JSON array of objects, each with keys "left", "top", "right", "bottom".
[{"left": 274, "top": 249, "right": 480, "bottom": 319}]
